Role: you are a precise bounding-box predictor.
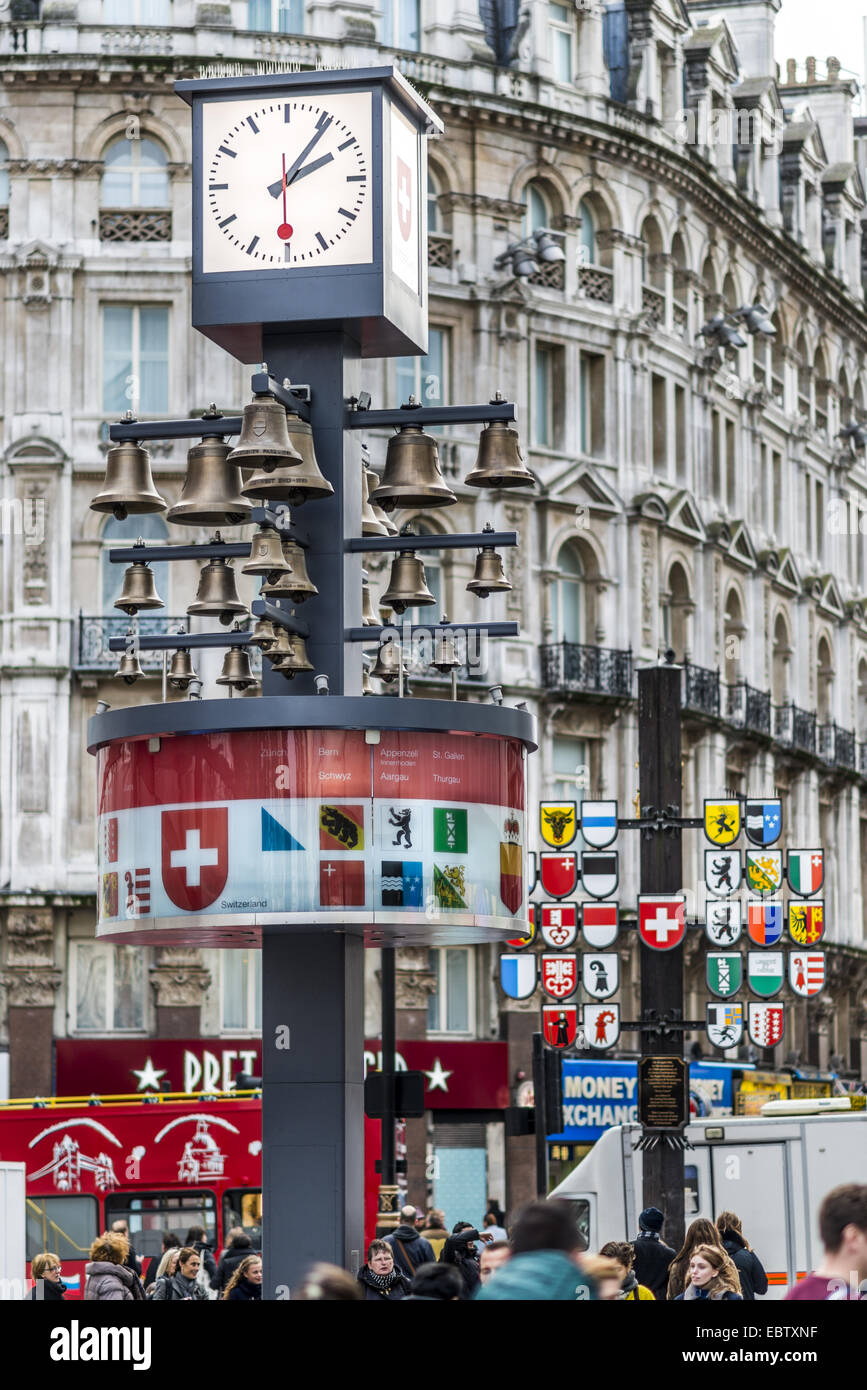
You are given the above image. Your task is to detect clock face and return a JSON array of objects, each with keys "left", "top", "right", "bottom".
[{"left": 201, "top": 91, "right": 374, "bottom": 274}]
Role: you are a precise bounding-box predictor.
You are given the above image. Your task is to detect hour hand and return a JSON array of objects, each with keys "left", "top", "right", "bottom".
[{"left": 288, "top": 151, "right": 334, "bottom": 184}]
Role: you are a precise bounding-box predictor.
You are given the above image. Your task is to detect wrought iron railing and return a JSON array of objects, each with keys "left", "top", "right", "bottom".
[
  {"left": 818, "top": 722, "right": 856, "bottom": 769},
  {"left": 540, "top": 642, "right": 632, "bottom": 698},
  {"left": 726, "top": 680, "right": 771, "bottom": 736},
  {"left": 683, "top": 662, "right": 720, "bottom": 716},
  {"left": 774, "top": 702, "right": 817, "bottom": 753},
  {"left": 76, "top": 614, "right": 190, "bottom": 670}
]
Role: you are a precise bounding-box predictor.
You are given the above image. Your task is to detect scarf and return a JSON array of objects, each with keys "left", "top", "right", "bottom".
[
  {"left": 635, "top": 1230, "right": 660, "bottom": 1242},
  {"left": 366, "top": 1267, "right": 402, "bottom": 1291}
]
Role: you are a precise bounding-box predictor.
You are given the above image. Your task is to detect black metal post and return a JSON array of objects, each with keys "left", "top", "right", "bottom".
[
  {"left": 376, "top": 947, "right": 398, "bottom": 1234},
  {"left": 532, "top": 1031, "right": 548, "bottom": 1198},
  {"left": 638, "top": 663, "right": 686, "bottom": 1250}
]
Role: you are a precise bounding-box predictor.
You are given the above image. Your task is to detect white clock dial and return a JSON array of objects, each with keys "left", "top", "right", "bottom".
[{"left": 201, "top": 91, "right": 374, "bottom": 273}]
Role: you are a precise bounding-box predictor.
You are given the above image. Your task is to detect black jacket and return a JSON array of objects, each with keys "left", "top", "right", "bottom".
[
  {"left": 632, "top": 1233, "right": 677, "bottom": 1301},
  {"left": 356, "top": 1267, "right": 411, "bottom": 1300},
  {"left": 227, "top": 1277, "right": 261, "bottom": 1301},
  {"left": 189, "top": 1242, "right": 218, "bottom": 1284},
  {"left": 214, "top": 1246, "right": 255, "bottom": 1291},
  {"left": 150, "top": 1271, "right": 209, "bottom": 1302},
  {"left": 384, "top": 1225, "right": 435, "bottom": 1278},
  {"left": 439, "top": 1229, "right": 481, "bottom": 1300},
  {"left": 721, "top": 1233, "right": 768, "bottom": 1300},
  {"left": 29, "top": 1278, "right": 66, "bottom": 1301}
]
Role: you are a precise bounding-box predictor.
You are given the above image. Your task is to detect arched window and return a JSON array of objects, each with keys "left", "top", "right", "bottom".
[
  {"left": 817, "top": 635, "right": 834, "bottom": 720},
  {"left": 772, "top": 613, "right": 792, "bottom": 704},
  {"left": 723, "top": 589, "right": 745, "bottom": 686},
  {"left": 796, "top": 332, "right": 811, "bottom": 415},
  {"left": 427, "top": 167, "right": 442, "bottom": 234},
  {"left": 0, "top": 139, "right": 9, "bottom": 208},
  {"left": 101, "top": 136, "right": 169, "bottom": 208},
  {"left": 101, "top": 513, "right": 170, "bottom": 617},
  {"left": 770, "top": 319, "right": 786, "bottom": 403},
  {"left": 427, "top": 167, "right": 453, "bottom": 270},
  {"left": 814, "top": 346, "right": 830, "bottom": 434},
  {"left": 700, "top": 255, "right": 717, "bottom": 323},
  {"left": 553, "top": 543, "right": 583, "bottom": 644},
  {"left": 662, "top": 562, "right": 692, "bottom": 661},
  {"left": 524, "top": 182, "right": 551, "bottom": 239},
  {"left": 247, "top": 0, "right": 304, "bottom": 34},
  {"left": 640, "top": 216, "right": 665, "bottom": 289},
  {"left": 670, "top": 232, "right": 688, "bottom": 329},
  {"left": 857, "top": 658, "right": 867, "bottom": 739},
  {"left": 578, "top": 198, "right": 596, "bottom": 265}
]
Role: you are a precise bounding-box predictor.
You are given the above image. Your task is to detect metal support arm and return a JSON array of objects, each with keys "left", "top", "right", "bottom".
[{"left": 346, "top": 530, "right": 518, "bottom": 553}]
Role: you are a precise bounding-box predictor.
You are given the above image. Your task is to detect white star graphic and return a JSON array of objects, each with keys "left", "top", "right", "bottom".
[
  {"left": 131, "top": 1057, "right": 167, "bottom": 1092},
  {"left": 424, "top": 1058, "right": 453, "bottom": 1093}
]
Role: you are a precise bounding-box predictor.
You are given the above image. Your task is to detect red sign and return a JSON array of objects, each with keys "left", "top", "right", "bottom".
[
  {"left": 638, "top": 895, "right": 685, "bottom": 951},
  {"left": 539, "top": 852, "right": 578, "bottom": 899},
  {"left": 161, "top": 808, "right": 228, "bottom": 911},
  {"left": 540, "top": 954, "right": 578, "bottom": 1000},
  {"left": 542, "top": 1005, "right": 578, "bottom": 1049}
]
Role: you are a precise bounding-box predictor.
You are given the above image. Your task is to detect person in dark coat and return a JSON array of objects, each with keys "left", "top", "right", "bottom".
[
  {"left": 356, "top": 1240, "right": 411, "bottom": 1300},
  {"left": 28, "top": 1253, "right": 66, "bottom": 1301},
  {"left": 222, "top": 1255, "right": 262, "bottom": 1301},
  {"left": 213, "top": 1232, "right": 254, "bottom": 1293},
  {"left": 144, "top": 1232, "right": 180, "bottom": 1291},
  {"left": 384, "top": 1205, "right": 435, "bottom": 1279},
  {"left": 674, "top": 1245, "right": 743, "bottom": 1301},
  {"left": 716, "top": 1211, "right": 768, "bottom": 1300},
  {"left": 439, "top": 1222, "right": 485, "bottom": 1299},
  {"left": 185, "top": 1225, "right": 218, "bottom": 1286},
  {"left": 404, "top": 1263, "right": 463, "bottom": 1300},
  {"left": 150, "top": 1246, "right": 209, "bottom": 1301},
  {"left": 111, "top": 1219, "right": 142, "bottom": 1275},
  {"left": 631, "top": 1207, "right": 677, "bottom": 1301}
]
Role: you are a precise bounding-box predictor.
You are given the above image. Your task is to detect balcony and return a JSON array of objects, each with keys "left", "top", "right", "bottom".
[
  {"left": 683, "top": 662, "right": 720, "bottom": 717},
  {"left": 577, "top": 264, "right": 614, "bottom": 304},
  {"left": 726, "top": 680, "right": 771, "bottom": 737},
  {"left": 774, "top": 703, "right": 817, "bottom": 754},
  {"left": 99, "top": 209, "right": 172, "bottom": 243},
  {"left": 528, "top": 260, "right": 565, "bottom": 291},
  {"left": 540, "top": 642, "right": 632, "bottom": 698},
  {"left": 76, "top": 614, "right": 190, "bottom": 672},
  {"left": 641, "top": 284, "right": 665, "bottom": 329},
  {"left": 818, "top": 722, "right": 856, "bottom": 770},
  {"left": 428, "top": 234, "right": 454, "bottom": 269}
]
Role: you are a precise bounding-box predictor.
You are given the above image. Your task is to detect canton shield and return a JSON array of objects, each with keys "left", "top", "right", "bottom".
[
  {"left": 748, "top": 1002, "right": 785, "bottom": 1048},
  {"left": 706, "top": 1002, "right": 744, "bottom": 1049},
  {"left": 161, "top": 807, "right": 229, "bottom": 912},
  {"left": 638, "top": 895, "right": 686, "bottom": 951},
  {"left": 747, "top": 900, "right": 783, "bottom": 946},
  {"left": 540, "top": 852, "right": 578, "bottom": 899},
  {"left": 579, "top": 800, "right": 618, "bottom": 849},
  {"left": 541, "top": 954, "right": 578, "bottom": 1000},
  {"left": 499, "top": 954, "right": 537, "bottom": 1000},
  {"left": 787, "top": 849, "right": 824, "bottom": 896},
  {"left": 540, "top": 802, "right": 577, "bottom": 848},
  {"left": 582, "top": 952, "right": 618, "bottom": 1000},
  {"left": 788, "top": 951, "right": 826, "bottom": 997},
  {"left": 540, "top": 902, "right": 578, "bottom": 949},
  {"left": 706, "top": 952, "right": 743, "bottom": 999},
  {"left": 542, "top": 1004, "right": 578, "bottom": 1050},
  {"left": 745, "top": 798, "right": 782, "bottom": 846},
  {"left": 704, "top": 849, "right": 741, "bottom": 897},
  {"left": 705, "top": 900, "right": 742, "bottom": 947},
  {"left": 745, "top": 850, "right": 782, "bottom": 895},
  {"left": 580, "top": 851, "right": 619, "bottom": 900},
  {"left": 788, "top": 900, "right": 825, "bottom": 945},
  {"left": 581, "top": 902, "right": 619, "bottom": 949},
  {"left": 747, "top": 950, "right": 784, "bottom": 998},
  {"left": 584, "top": 1003, "right": 620, "bottom": 1051},
  {"left": 704, "top": 800, "right": 741, "bottom": 847}
]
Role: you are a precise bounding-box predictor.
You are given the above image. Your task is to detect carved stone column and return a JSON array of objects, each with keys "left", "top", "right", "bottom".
[
  {"left": 394, "top": 947, "right": 437, "bottom": 1212},
  {"left": 855, "top": 1002, "right": 867, "bottom": 1083},
  {"left": 149, "top": 948, "right": 212, "bottom": 1038},
  {"left": 1, "top": 906, "right": 61, "bottom": 1096},
  {"left": 810, "top": 998, "right": 836, "bottom": 1072}
]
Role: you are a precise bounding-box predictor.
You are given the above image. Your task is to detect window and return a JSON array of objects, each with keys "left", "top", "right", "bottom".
[
  {"left": 102, "top": 513, "right": 170, "bottom": 615},
  {"left": 102, "top": 304, "right": 169, "bottom": 415},
  {"left": 534, "top": 343, "right": 564, "bottom": 449},
  {"left": 69, "top": 942, "right": 146, "bottom": 1032},
  {"left": 222, "top": 949, "right": 262, "bottom": 1031},
  {"left": 382, "top": 0, "right": 420, "bottom": 50},
  {"left": 104, "top": 0, "right": 171, "bottom": 22},
  {"left": 578, "top": 199, "right": 596, "bottom": 265},
  {"left": 674, "top": 385, "right": 687, "bottom": 481},
  {"left": 549, "top": 2, "right": 573, "bottom": 83},
  {"left": 104, "top": 1192, "right": 217, "bottom": 1260},
  {"left": 26, "top": 1197, "right": 99, "bottom": 1263},
  {"left": 247, "top": 0, "right": 304, "bottom": 33},
  {"left": 816, "top": 480, "right": 825, "bottom": 562},
  {"left": 651, "top": 373, "right": 666, "bottom": 472},
  {"left": 725, "top": 419, "right": 736, "bottom": 510},
  {"left": 395, "top": 327, "right": 448, "bottom": 413},
  {"left": 552, "top": 735, "right": 589, "bottom": 801},
  {"left": 553, "top": 543, "right": 583, "bottom": 644},
  {"left": 223, "top": 1190, "right": 263, "bottom": 1249},
  {"left": 101, "top": 137, "right": 169, "bottom": 207},
  {"left": 580, "top": 352, "right": 605, "bottom": 456},
  {"left": 427, "top": 948, "right": 473, "bottom": 1033},
  {"left": 772, "top": 450, "right": 782, "bottom": 534},
  {"left": 0, "top": 139, "right": 9, "bottom": 207},
  {"left": 427, "top": 168, "right": 441, "bottom": 234},
  {"left": 524, "top": 182, "right": 550, "bottom": 239},
  {"left": 711, "top": 410, "right": 721, "bottom": 499}
]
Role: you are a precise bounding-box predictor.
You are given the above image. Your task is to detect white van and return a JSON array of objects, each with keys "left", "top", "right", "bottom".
[{"left": 549, "top": 1103, "right": 867, "bottom": 1299}]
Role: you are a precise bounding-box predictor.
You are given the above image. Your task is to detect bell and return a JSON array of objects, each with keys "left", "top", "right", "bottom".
[
  {"left": 381, "top": 551, "right": 436, "bottom": 615},
  {"left": 167, "top": 430, "right": 252, "bottom": 527},
  {"left": 361, "top": 464, "right": 388, "bottom": 536},
  {"left": 114, "top": 647, "right": 144, "bottom": 685},
  {"left": 369, "top": 638, "right": 405, "bottom": 683},
  {"left": 187, "top": 554, "right": 247, "bottom": 626},
  {"left": 242, "top": 525, "right": 293, "bottom": 582},
  {"left": 241, "top": 411, "right": 333, "bottom": 505},
  {"left": 264, "top": 625, "right": 292, "bottom": 664},
  {"left": 467, "top": 545, "right": 512, "bottom": 598},
  {"left": 362, "top": 577, "right": 379, "bottom": 627},
  {"left": 168, "top": 648, "right": 198, "bottom": 690},
  {"left": 362, "top": 662, "right": 373, "bottom": 695},
  {"left": 114, "top": 561, "right": 164, "bottom": 615},
  {"left": 366, "top": 467, "right": 398, "bottom": 534},
  {"left": 216, "top": 646, "right": 258, "bottom": 691},
  {"left": 261, "top": 539, "right": 317, "bottom": 603},
  {"left": 91, "top": 439, "right": 167, "bottom": 520},
  {"left": 432, "top": 629, "right": 462, "bottom": 673},
  {"left": 466, "top": 419, "right": 534, "bottom": 489},
  {"left": 272, "top": 633, "right": 314, "bottom": 678},
  {"left": 370, "top": 425, "right": 457, "bottom": 511},
  {"left": 249, "top": 617, "right": 278, "bottom": 650},
  {"left": 227, "top": 396, "right": 303, "bottom": 473}
]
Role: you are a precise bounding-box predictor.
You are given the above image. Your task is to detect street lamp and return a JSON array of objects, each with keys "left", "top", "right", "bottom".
[{"left": 494, "top": 227, "right": 566, "bottom": 279}]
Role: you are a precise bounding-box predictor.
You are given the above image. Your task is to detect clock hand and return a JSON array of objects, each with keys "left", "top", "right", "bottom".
[
  {"left": 277, "top": 152, "right": 293, "bottom": 242},
  {"left": 288, "top": 151, "right": 335, "bottom": 184},
  {"left": 267, "top": 113, "right": 333, "bottom": 198}
]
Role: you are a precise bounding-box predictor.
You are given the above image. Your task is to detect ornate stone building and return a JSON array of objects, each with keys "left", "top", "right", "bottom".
[{"left": 1, "top": 0, "right": 866, "bottom": 1215}]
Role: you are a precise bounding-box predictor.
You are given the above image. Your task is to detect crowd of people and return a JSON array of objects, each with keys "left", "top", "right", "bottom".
[{"left": 27, "top": 1182, "right": 866, "bottom": 1302}]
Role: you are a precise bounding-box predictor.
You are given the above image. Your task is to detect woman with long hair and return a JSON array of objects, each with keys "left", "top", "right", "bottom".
[
  {"left": 666, "top": 1218, "right": 726, "bottom": 1300},
  {"left": 222, "top": 1254, "right": 262, "bottom": 1301},
  {"left": 674, "top": 1244, "right": 743, "bottom": 1301},
  {"left": 716, "top": 1210, "right": 768, "bottom": 1300}
]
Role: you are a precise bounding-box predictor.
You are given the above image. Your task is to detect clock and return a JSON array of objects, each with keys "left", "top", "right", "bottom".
[{"left": 176, "top": 68, "right": 443, "bottom": 361}]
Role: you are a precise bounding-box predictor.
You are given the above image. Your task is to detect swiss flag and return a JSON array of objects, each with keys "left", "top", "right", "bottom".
[
  {"left": 638, "top": 895, "right": 685, "bottom": 951},
  {"left": 540, "top": 852, "right": 578, "bottom": 899},
  {"left": 161, "top": 808, "right": 228, "bottom": 912},
  {"left": 320, "top": 859, "right": 365, "bottom": 908}
]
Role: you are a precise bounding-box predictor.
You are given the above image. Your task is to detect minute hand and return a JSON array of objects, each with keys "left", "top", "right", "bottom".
[{"left": 267, "top": 117, "right": 333, "bottom": 198}]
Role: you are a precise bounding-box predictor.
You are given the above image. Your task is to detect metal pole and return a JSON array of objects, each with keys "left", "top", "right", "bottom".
[
  {"left": 638, "top": 663, "right": 686, "bottom": 1251},
  {"left": 377, "top": 947, "right": 398, "bottom": 1234},
  {"left": 532, "top": 1031, "right": 548, "bottom": 1198}
]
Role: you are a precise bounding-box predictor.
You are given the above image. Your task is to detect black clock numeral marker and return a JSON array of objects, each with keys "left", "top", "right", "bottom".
[
  {"left": 209, "top": 183, "right": 229, "bottom": 190},
  {"left": 219, "top": 214, "right": 237, "bottom": 229},
  {"left": 315, "top": 232, "right": 328, "bottom": 250},
  {"left": 338, "top": 136, "right": 356, "bottom": 151},
  {"left": 285, "top": 244, "right": 292, "bottom": 262},
  {"left": 218, "top": 145, "right": 236, "bottom": 158},
  {"left": 338, "top": 207, "right": 356, "bottom": 221},
  {"left": 284, "top": 105, "right": 291, "bottom": 122},
  {"left": 247, "top": 236, "right": 260, "bottom": 255},
  {"left": 346, "top": 175, "right": 365, "bottom": 182},
  {"left": 247, "top": 117, "right": 260, "bottom": 133}
]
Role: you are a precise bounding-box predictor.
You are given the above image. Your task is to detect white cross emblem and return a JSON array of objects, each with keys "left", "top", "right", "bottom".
[
  {"left": 649, "top": 907, "right": 679, "bottom": 942},
  {"left": 323, "top": 863, "right": 336, "bottom": 878},
  {"left": 397, "top": 179, "right": 411, "bottom": 223},
  {"left": 170, "top": 829, "right": 218, "bottom": 886}
]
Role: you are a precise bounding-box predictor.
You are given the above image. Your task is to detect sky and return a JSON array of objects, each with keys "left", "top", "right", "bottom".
[{"left": 773, "top": 0, "right": 865, "bottom": 96}]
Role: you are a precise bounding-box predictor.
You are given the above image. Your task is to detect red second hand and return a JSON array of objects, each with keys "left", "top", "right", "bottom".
[{"left": 277, "top": 152, "right": 293, "bottom": 241}]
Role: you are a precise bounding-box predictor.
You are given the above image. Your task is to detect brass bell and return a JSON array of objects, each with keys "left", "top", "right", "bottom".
[
  {"left": 362, "top": 576, "right": 379, "bottom": 627},
  {"left": 249, "top": 617, "right": 278, "bottom": 650},
  {"left": 264, "top": 625, "right": 292, "bottom": 664},
  {"left": 114, "top": 645, "right": 145, "bottom": 685},
  {"left": 261, "top": 539, "right": 317, "bottom": 603},
  {"left": 432, "top": 628, "right": 462, "bottom": 673},
  {"left": 241, "top": 411, "right": 333, "bottom": 505},
  {"left": 114, "top": 560, "right": 164, "bottom": 615},
  {"left": 381, "top": 550, "right": 436, "bottom": 615},
  {"left": 167, "top": 425, "right": 252, "bottom": 527},
  {"left": 272, "top": 633, "right": 314, "bottom": 678},
  {"left": 187, "top": 551, "right": 247, "bottom": 626},
  {"left": 370, "top": 423, "right": 456, "bottom": 511},
  {"left": 369, "top": 638, "right": 405, "bottom": 683},
  {"left": 465, "top": 403, "right": 535, "bottom": 489},
  {"left": 361, "top": 463, "right": 389, "bottom": 536},
  {"left": 242, "top": 525, "right": 293, "bottom": 582},
  {"left": 467, "top": 528, "right": 512, "bottom": 598},
  {"left": 227, "top": 396, "right": 303, "bottom": 473},
  {"left": 362, "top": 662, "right": 373, "bottom": 695},
  {"left": 366, "top": 467, "right": 398, "bottom": 534},
  {"left": 168, "top": 648, "right": 198, "bottom": 690},
  {"left": 91, "top": 437, "right": 167, "bottom": 521},
  {"left": 216, "top": 646, "right": 258, "bottom": 691}
]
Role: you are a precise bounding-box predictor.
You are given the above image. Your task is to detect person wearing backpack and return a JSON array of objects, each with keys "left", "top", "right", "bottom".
[{"left": 383, "top": 1206, "right": 435, "bottom": 1280}]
